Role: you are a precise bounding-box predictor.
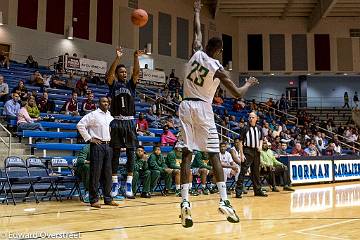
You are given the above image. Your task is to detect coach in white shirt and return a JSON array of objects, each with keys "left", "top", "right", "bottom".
[{"left": 77, "top": 97, "right": 118, "bottom": 208}]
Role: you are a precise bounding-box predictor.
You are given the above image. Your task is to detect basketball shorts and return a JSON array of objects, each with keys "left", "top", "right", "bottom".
[
  {"left": 179, "top": 100, "right": 219, "bottom": 153},
  {"left": 110, "top": 119, "right": 138, "bottom": 148}
]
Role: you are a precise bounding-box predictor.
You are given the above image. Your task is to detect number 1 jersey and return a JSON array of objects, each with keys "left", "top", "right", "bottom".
[
  {"left": 183, "top": 50, "right": 223, "bottom": 104},
  {"left": 109, "top": 79, "right": 136, "bottom": 117}
]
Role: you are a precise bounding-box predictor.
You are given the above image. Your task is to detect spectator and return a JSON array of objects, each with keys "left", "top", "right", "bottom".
[
  {"left": 272, "top": 124, "right": 282, "bottom": 138},
  {"left": 191, "top": 151, "right": 212, "bottom": 195},
  {"left": 148, "top": 146, "right": 173, "bottom": 195},
  {"left": 167, "top": 77, "right": 181, "bottom": 93},
  {"left": 61, "top": 91, "right": 79, "bottom": 115},
  {"left": 291, "top": 143, "right": 308, "bottom": 156},
  {"left": 11, "top": 80, "right": 28, "bottom": 101},
  {"left": 17, "top": 101, "right": 44, "bottom": 132},
  {"left": 150, "top": 109, "right": 163, "bottom": 128},
  {"left": 266, "top": 98, "right": 275, "bottom": 109},
  {"left": 324, "top": 143, "right": 336, "bottom": 156},
  {"left": 343, "top": 92, "right": 350, "bottom": 108},
  {"left": 250, "top": 99, "right": 258, "bottom": 111},
  {"left": 136, "top": 113, "right": 153, "bottom": 137},
  {"left": 354, "top": 92, "right": 359, "bottom": 109},
  {"left": 276, "top": 142, "right": 289, "bottom": 156},
  {"left": 66, "top": 72, "right": 77, "bottom": 90},
  {"left": 0, "top": 50, "right": 10, "bottom": 69},
  {"left": 25, "top": 55, "right": 38, "bottom": 68},
  {"left": 161, "top": 125, "right": 177, "bottom": 146},
  {"left": 219, "top": 142, "right": 240, "bottom": 184},
  {"left": 262, "top": 122, "right": 270, "bottom": 138},
  {"left": 146, "top": 108, "right": 157, "bottom": 123},
  {"left": 0, "top": 75, "right": 9, "bottom": 102},
  {"left": 3, "top": 93, "right": 20, "bottom": 121},
  {"left": 30, "top": 71, "right": 45, "bottom": 88},
  {"left": 87, "top": 70, "right": 103, "bottom": 85},
  {"left": 271, "top": 136, "right": 281, "bottom": 151},
  {"left": 152, "top": 97, "right": 164, "bottom": 114},
  {"left": 314, "top": 131, "right": 326, "bottom": 152},
  {"left": 50, "top": 75, "right": 67, "bottom": 89},
  {"left": 81, "top": 92, "right": 96, "bottom": 115},
  {"left": 232, "top": 98, "right": 245, "bottom": 112},
  {"left": 213, "top": 92, "right": 224, "bottom": 106},
  {"left": 26, "top": 96, "right": 40, "bottom": 118},
  {"left": 278, "top": 94, "right": 289, "bottom": 112},
  {"left": 165, "top": 146, "right": 182, "bottom": 196},
  {"left": 76, "top": 77, "right": 88, "bottom": 96},
  {"left": 38, "top": 92, "right": 55, "bottom": 113},
  {"left": 304, "top": 141, "right": 321, "bottom": 156},
  {"left": 172, "top": 91, "right": 182, "bottom": 105}
]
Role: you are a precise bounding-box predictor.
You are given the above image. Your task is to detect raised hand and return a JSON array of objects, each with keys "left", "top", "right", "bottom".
[
  {"left": 245, "top": 76, "right": 259, "bottom": 86},
  {"left": 116, "top": 47, "right": 124, "bottom": 58},
  {"left": 134, "top": 49, "right": 145, "bottom": 57},
  {"left": 194, "top": 0, "right": 202, "bottom": 12}
]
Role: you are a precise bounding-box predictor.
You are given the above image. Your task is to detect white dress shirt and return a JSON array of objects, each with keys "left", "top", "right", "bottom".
[{"left": 77, "top": 108, "right": 114, "bottom": 142}]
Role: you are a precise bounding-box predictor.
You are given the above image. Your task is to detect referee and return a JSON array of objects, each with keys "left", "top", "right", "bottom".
[
  {"left": 235, "top": 111, "right": 268, "bottom": 198},
  {"left": 77, "top": 97, "right": 119, "bottom": 208}
]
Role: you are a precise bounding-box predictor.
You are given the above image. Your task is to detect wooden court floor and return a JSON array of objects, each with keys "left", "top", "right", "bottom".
[{"left": 0, "top": 182, "right": 359, "bottom": 240}]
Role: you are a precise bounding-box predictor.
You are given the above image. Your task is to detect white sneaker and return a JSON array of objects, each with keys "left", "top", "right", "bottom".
[
  {"left": 111, "top": 182, "right": 119, "bottom": 198},
  {"left": 179, "top": 200, "right": 193, "bottom": 228},
  {"left": 218, "top": 200, "right": 240, "bottom": 223}
]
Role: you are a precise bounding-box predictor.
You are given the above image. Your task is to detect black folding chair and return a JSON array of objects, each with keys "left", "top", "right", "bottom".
[
  {"left": 49, "top": 158, "right": 83, "bottom": 201},
  {"left": 0, "top": 169, "right": 13, "bottom": 205},
  {"left": 26, "top": 157, "right": 61, "bottom": 201},
  {"left": 5, "top": 156, "right": 39, "bottom": 204}
]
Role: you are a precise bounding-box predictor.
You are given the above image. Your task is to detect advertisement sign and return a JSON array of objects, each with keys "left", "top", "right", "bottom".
[
  {"left": 64, "top": 56, "right": 107, "bottom": 74},
  {"left": 290, "top": 160, "right": 333, "bottom": 184},
  {"left": 334, "top": 159, "right": 360, "bottom": 181},
  {"left": 139, "top": 68, "right": 166, "bottom": 87}
]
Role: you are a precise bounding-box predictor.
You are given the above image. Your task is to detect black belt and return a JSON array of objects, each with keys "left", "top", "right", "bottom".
[
  {"left": 91, "top": 141, "right": 110, "bottom": 145},
  {"left": 244, "top": 146, "right": 257, "bottom": 150},
  {"left": 183, "top": 98, "right": 205, "bottom": 102}
]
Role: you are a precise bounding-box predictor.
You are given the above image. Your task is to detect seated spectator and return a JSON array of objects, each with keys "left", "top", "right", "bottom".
[
  {"left": 165, "top": 146, "right": 182, "bottom": 196},
  {"left": 161, "top": 125, "right": 177, "bottom": 146},
  {"left": 262, "top": 122, "right": 270, "bottom": 138},
  {"left": 132, "top": 146, "right": 153, "bottom": 198},
  {"left": 219, "top": 142, "right": 240, "bottom": 183},
  {"left": 3, "top": 93, "right": 20, "bottom": 121},
  {"left": 191, "top": 151, "right": 213, "bottom": 195},
  {"left": 232, "top": 98, "right": 245, "bottom": 112},
  {"left": 213, "top": 92, "right": 224, "bottom": 106},
  {"left": 304, "top": 141, "right": 321, "bottom": 156},
  {"left": 167, "top": 77, "right": 181, "bottom": 93},
  {"left": 266, "top": 98, "right": 275, "bottom": 109},
  {"left": 136, "top": 113, "right": 154, "bottom": 137},
  {"left": 314, "top": 131, "right": 326, "bottom": 152},
  {"left": 61, "top": 91, "right": 79, "bottom": 115},
  {"left": 50, "top": 75, "right": 67, "bottom": 89},
  {"left": 87, "top": 70, "right": 104, "bottom": 85},
  {"left": 291, "top": 143, "right": 308, "bottom": 156},
  {"left": 74, "top": 144, "right": 90, "bottom": 203},
  {"left": 271, "top": 136, "right": 281, "bottom": 151},
  {"left": 0, "top": 50, "right": 10, "bottom": 69},
  {"left": 149, "top": 109, "right": 163, "bottom": 128},
  {"left": 37, "top": 92, "right": 55, "bottom": 113},
  {"left": 17, "top": 101, "right": 44, "bottom": 132},
  {"left": 30, "top": 71, "right": 45, "bottom": 88},
  {"left": 152, "top": 97, "right": 164, "bottom": 114},
  {"left": 333, "top": 136, "right": 342, "bottom": 155},
  {"left": 146, "top": 108, "right": 156, "bottom": 123},
  {"left": 26, "top": 96, "right": 40, "bottom": 118},
  {"left": 250, "top": 99, "right": 258, "bottom": 111},
  {"left": 76, "top": 77, "right": 88, "bottom": 96},
  {"left": 260, "top": 142, "right": 294, "bottom": 192},
  {"left": 172, "top": 91, "right": 182, "bottom": 105},
  {"left": 324, "top": 142, "right": 336, "bottom": 156},
  {"left": 148, "top": 146, "right": 174, "bottom": 195},
  {"left": 272, "top": 124, "right": 282, "bottom": 138},
  {"left": 25, "top": 55, "right": 38, "bottom": 68},
  {"left": 66, "top": 72, "right": 77, "bottom": 90},
  {"left": 0, "top": 75, "right": 9, "bottom": 102},
  {"left": 11, "top": 80, "right": 28, "bottom": 101},
  {"left": 81, "top": 92, "right": 96, "bottom": 115},
  {"left": 43, "top": 74, "right": 51, "bottom": 88},
  {"left": 276, "top": 142, "right": 289, "bottom": 156},
  {"left": 229, "top": 115, "right": 239, "bottom": 130}
]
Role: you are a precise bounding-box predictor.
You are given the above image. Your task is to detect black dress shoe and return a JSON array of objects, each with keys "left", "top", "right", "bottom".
[
  {"left": 254, "top": 191, "right": 268, "bottom": 197},
  {"left": 235, "top": 186, "right": 243, "bottom": 198},
  {"left": 141, "top": 192, "right": 151, "bottom": 198}
]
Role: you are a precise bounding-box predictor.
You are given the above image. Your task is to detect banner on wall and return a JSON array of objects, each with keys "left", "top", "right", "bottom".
[
  {"left": 139, "top": 68, "right": 166, "bottom": 87},
  {"left": 290, "top": 160, "right": 333, "bottom": 184},
  {"left": 64, "top": 56, "right": 107, "bottom": 75},
  {"left": 334, "top": 159, "right": 360, "bottom": 181}
]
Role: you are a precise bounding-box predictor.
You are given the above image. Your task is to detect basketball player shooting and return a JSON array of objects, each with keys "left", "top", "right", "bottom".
[{"left": 179, "top": 0, "right": 259, "bottom": 228}]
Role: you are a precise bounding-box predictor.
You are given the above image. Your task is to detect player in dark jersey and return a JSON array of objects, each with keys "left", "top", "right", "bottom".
[{"left": 106, "top": 47, "right": 144, "bottom": 199}]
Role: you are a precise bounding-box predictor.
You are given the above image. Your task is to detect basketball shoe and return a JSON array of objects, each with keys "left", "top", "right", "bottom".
[
  {"left": 180, "top": 200, "right": 193, "bottom": 228},
  {"left": 218, "top": 200, "right": 240, "bottom": 223}
]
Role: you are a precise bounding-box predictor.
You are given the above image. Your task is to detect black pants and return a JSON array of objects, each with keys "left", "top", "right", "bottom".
[
  {"left": 265, "top": 165, "right": 291, "bottom": 187},
  {"left": 236, "top": 147, "right": 261, "bottom": 192},
  {"left": 89, "top": 143, "right": 113, "bottom": 204}
]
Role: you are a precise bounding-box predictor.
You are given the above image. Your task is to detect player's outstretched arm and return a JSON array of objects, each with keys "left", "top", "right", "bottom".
[
  {"left": 106, "top": 47, "right": 123, "bottom": 86},
  {"left": 131, "top": 50, "right": 144, "bottom": 85},
  {"left": 192, "top": 0, "right": 203, "bottom": 53},
  {"left": 215, "top": 69, "right": 259, "bottom": 99}
]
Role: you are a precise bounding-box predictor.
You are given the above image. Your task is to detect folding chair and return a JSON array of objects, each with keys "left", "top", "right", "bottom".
[
  {"left": 49, "top": 158, "right": 83, "bottom": 201},
  {"left": 4, "top": 156, "right": 40, "bottom": 204},
  {"left": 26, "top": 157, "right": 60, "bottom": 201},
  {"left": 0, "top": 169, "right": 12, "bottom": 205}
]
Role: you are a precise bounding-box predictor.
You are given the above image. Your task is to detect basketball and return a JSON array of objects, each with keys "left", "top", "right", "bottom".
[{"left": 131, "top": 9, "right": 148, "bottom": 27}]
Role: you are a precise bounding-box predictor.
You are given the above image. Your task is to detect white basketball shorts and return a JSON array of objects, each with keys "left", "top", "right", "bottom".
[{"left": 179, "top": 100, "right": 220, "bottom": 153}]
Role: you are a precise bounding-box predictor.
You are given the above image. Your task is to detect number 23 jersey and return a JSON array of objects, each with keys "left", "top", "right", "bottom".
[{"left": 183, "top": 50, "right": 223, "bottom": 104}]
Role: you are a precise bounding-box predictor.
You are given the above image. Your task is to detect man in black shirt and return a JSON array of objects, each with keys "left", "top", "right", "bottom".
[
  {"left": 107, "top": 47, "right": 144, "bottom": 199},
  {"left": 235, "top": 112, "right": 267, "bottom": 198}
]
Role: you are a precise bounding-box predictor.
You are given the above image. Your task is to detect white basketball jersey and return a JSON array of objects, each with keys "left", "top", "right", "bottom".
[
  {"left": 219, "top": 151, "right": 233, "bottom": 165},
  {"left": 183, "top": 50, "right": 223, "bottom": 103}
]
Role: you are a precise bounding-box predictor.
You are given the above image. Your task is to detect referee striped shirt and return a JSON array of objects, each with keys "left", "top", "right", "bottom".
[{"left": 239, "top": 125, "right": 263, "bottom": 149}]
